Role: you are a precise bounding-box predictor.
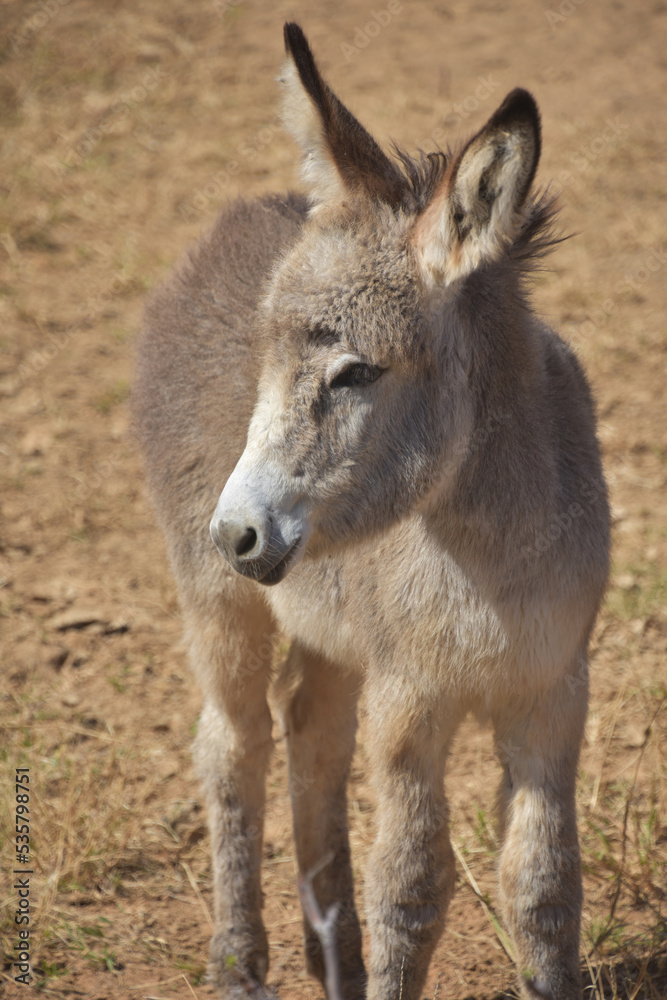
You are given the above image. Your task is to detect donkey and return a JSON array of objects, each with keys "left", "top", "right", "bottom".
[{"left": 134, "top": 22, "right": 610, "bottom": 1000}]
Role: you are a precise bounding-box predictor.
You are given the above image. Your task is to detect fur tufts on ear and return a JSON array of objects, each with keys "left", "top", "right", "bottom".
[{"left": 413, "top": 88, "right": 541, "bottom": 286}]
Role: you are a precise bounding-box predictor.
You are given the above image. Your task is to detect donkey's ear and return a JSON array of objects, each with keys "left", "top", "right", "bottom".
[
  {"left": 414, "top": 89, "right": 541, "bottom": 285},
  {"left": 279, "top": 22, "right": 407, "bottom": 208}
]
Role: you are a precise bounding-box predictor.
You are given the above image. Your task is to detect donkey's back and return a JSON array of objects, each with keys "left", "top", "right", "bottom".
[{"left": 134, "top": 22, "right": 609, "bottom": 1000}]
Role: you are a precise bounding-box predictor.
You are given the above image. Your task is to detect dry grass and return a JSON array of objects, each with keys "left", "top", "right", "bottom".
[{"left": 1, "top": 612, "right": 665, "bottom": 997}]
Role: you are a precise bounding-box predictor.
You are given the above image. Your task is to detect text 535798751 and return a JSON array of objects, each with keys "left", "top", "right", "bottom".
[{"left": 14, "top": 768, "right": 32, "bottom": 985}]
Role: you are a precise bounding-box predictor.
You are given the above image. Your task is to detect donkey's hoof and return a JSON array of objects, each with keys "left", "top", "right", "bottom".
[
  {"left": 208, "top": 960, "right": 278, "bottom": 1000},
  {"left": 208, "top": 941, "right": 276, "bottom": 1000}
]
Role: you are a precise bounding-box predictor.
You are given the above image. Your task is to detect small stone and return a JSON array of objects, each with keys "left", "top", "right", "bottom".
[
  {"left": 47, "top": 647, "right": 68, "bottom": 670},
  {"left": 183, "top": 824, "right": 206, "bottom": 849},
  {"left": 102, "top": 620, "right": 130, "bottom": 635},
  {"left": 51, "top": 608, "right": 108, "bottom": 630},
  {"left": 157, "top": 756, "right": 180, "bottom": 780},
  {"left": 136, "top": 48, "right": 163, "bottom": 64},
  {"left": 622, "top": 722, "right": 648, "bottom": 748},
  {"left": 30, "top": 579, "right": 78, "bottom": 603},
  {"left": 19, "top": 428, "right": 51, "bottom": 456}
]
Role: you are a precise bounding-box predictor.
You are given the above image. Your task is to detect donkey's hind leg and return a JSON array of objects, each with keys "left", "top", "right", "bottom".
[
  {"left": 494, "top": 661, "right": 588, "bottom": 1000},
  {"left": 186, "top": 590, "right": 276, "bottom": 998},
  {"left": 273, "top": 643, "right": 365, "bottom": 1000}
]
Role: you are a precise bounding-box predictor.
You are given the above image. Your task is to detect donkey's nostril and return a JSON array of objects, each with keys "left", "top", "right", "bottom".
[{"left": 235, "top": 526, "right": 258, "bottom": 558}]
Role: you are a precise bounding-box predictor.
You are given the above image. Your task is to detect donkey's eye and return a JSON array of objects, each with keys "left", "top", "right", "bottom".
[{"left": 329, "top": 363, "right": 384, "bottom": 390}]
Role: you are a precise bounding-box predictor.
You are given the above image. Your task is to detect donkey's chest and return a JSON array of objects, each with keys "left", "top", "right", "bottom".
[
  {"left": 267, "top": 557, "right": 359, "bottom": 668},
  {"left": 267, "top": 544, "right": 582, "bottom": 695}
]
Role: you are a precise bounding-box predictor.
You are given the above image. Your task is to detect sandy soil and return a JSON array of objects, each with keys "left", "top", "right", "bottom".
[{"left": 1, "top": 1, "right": 666, "bottom": 998}]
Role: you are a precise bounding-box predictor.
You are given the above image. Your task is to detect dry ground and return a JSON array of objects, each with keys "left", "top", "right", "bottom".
[{"left": 1, "top": 1, "right": 666, "bottom": 998}]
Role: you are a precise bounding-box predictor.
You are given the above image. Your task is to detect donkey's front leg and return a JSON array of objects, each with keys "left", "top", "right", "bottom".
[
  {"left": 273, "top": 643, "right": 365, "bottom": 1000},
  {"left": 495, "top": 665, "right": 588, "bottom": 1000},
  {"left": 187, "top": 597, "right": 276, "bottom": 998},
  {"left": 364, "top": 680, "right": 458, "bottom": 1000}
]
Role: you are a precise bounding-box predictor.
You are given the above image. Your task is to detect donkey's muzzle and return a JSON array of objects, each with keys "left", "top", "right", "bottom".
[
  {"left": 209, "top": 509, "right": 300, "bottom": 586},
  {"left": 210, "top": 445, "right": 309, "bottom": 585}
]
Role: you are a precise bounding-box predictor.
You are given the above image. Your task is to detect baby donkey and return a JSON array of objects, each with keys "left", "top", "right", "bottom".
[{"left": 134, "top": 22, "right": 610, "bottom": 1000}]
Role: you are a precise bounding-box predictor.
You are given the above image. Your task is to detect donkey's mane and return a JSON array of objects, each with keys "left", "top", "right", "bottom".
[
  {"left": 508, "top": 190, "right": 566, "bottom": 271},
  {"left": 392, "top": 146, "right": 448, "bottom": 210}
]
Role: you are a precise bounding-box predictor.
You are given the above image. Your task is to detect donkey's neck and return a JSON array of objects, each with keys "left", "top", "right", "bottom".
[{"left": 427, "top": 269, "right": 557, "bottom": 554}]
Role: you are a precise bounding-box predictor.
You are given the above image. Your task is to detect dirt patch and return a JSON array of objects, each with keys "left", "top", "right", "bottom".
[{"left": 1, "top": 1, "right": 665, "bottom": 998}]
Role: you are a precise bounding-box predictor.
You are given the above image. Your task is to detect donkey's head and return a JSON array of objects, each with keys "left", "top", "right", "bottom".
[{"left": 210, "top": 23, "right": 543, "bottom": 584}]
